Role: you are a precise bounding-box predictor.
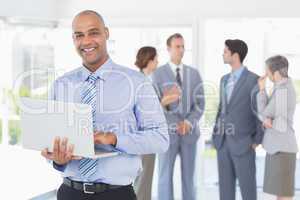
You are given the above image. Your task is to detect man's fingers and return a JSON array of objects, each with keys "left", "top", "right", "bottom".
[
  {"left": 163, "top": 88, "right": 170, "bottom": 95},
  {"left": 53, "top": 137, "right": 60, "bottom": 159},
  {"left": 41, "top": 149, "right": 54, "bottom": 160},
  {"left": 67, "top": 144, "right": 74, "bottom": 155},
  {"left": 72, "top": 156, "right": 83, "bottom": 160},
  {"left": 171, "top": 86, "right": 180, "bottom": 94},
  {"left": 94, "top": 133, "right": 105, "bottom": 144},
  {"left": 264, "top": 119, "right": 273, "bottom": 128},
  {"left": 65, "top": 144, "right": 74, "bottom": 161},
  {"left": 263, "top": 122, "right": 272, "bottom": 129},
  {"left": 59, "top": 137, "right": 68, "bottom": 161},
  {"left": 41, "top": 149, "right": 49, "bottom": 158}
]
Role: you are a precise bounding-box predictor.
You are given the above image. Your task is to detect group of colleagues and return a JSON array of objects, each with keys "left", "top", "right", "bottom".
[{"left": 41, "top": 10, "right": 298, "bottom": 200}]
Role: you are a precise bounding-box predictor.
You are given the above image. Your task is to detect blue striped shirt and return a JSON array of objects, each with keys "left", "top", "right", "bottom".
[{"left": 50, "top": 58, "right": 169, "bottom": 185}]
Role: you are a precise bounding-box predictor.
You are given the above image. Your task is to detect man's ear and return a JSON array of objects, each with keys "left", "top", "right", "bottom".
[
  {"left": 105, "top": 27, "right": 109, "bottom": 40},
  {"left": 167, "top": 46, "right": 171, "bottom": 53},
  {"left": 233, "top": 53, "right": 239, "bottom": 61},
  {"left": 72, "top": 35, "right": 76, "bottom": 45}
]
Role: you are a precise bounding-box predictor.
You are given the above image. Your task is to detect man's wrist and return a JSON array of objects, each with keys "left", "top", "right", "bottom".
[
  {"left": 53, "top": 161, "right": 67, "bottom": 172},
  {"left": 53, "top": 161, "right": 66, "bottom": 166}
]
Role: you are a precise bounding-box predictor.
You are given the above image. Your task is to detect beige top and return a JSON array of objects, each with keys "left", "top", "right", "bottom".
[{"left": 257, "top": 78, "right": 298, "bottom": 154}]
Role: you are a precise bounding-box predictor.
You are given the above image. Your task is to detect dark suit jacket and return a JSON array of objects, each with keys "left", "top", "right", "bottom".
[{"left": 212, "top": 67, "right": 264, "bottom": 155}]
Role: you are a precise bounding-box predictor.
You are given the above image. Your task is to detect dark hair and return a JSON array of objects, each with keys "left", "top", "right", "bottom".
[
  {"left": 135, "top": 46, "right": 157, "bottom": 71},
  {"left": 167, "top": 33, "right": 184, "bottom": 47},
  {"left": 266, "top": 55, "right": 289, "bottom": 77},
  {"left": 225, "top": 39, "right": 248, "bottom": 63}
]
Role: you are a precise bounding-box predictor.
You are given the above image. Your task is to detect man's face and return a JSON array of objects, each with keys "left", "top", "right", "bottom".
[
  {"left": 223, "top": 46, "right": 233, "bottom": 64},
  {"left": 72, "top": 14, "right": 109, "bottom": 69},
  {"left": 168, "top": 38, "right": 185, "bottom": 62}
]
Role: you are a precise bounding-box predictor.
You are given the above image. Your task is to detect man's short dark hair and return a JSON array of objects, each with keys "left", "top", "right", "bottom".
[
  {"left": 167, "top": 33, "right": 183, "bottom": 47},
  {"left": 225, "top": 39, "right": 248, "bottom": 63}
]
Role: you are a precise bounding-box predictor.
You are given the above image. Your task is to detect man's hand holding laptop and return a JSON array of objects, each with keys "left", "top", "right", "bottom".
[
  {"left": 41, "top": 131, "right": 117, "bottom": 165},
  {"left": 41, "top": 137, "right": 81, "bottom": 165}
]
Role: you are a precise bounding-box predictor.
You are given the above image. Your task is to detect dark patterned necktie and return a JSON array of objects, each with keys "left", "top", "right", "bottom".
[{"left": 176, "top": 67, "right": 182, "bottom": 87}]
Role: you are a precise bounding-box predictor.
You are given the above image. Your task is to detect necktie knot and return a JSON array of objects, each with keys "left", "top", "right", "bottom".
[{"left": 87, "top": 74, "right": 98, "bottom": 84}]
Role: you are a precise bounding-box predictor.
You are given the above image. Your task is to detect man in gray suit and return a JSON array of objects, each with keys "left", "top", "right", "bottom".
[
  {"left": 212, "top": 39, "right": 264, "bottom": 200},
  {"left": 152, "top": 33, "right": 205, "bottom": 200}
]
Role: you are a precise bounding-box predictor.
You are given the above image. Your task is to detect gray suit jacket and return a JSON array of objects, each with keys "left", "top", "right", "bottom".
[
  {"left": 257, "top": 78, "right": 298, "bottom": 154},
  {"left": 152, "top": 64, "right": 205, "bottom": 144},
  {"left": 212, "top": 68, "right": 264, "bottom": 156}
]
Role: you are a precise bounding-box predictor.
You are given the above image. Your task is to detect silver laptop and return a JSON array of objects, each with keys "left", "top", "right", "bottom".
[{"left": 20, "top": 97, "right": 119, "bottom": 159}]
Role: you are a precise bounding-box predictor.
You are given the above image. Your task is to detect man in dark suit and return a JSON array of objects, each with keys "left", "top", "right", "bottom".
[{"left": 212, "top": 39, "right": 264, "bottom": 200}]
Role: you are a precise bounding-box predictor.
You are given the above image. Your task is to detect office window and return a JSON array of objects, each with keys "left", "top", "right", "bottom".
[
  {"left": 108, "top": 27, "right": 193, "bottom": 68},
  {"left": 52, "top": 26, "right": 193, "bottom": 71},
  {"left": 0, "top": 24, "right": 55, "bottom": 145},
  {"left": 0, "top": 21, "right": 193, "bottom": 199}
]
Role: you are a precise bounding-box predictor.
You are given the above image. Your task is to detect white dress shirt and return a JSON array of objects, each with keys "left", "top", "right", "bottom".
[
  {"left": 168, "top": 61, "right": 183, "bottom": 79},
  {"left": 168, "top": 61, "right": 193, "bottom": 128}
]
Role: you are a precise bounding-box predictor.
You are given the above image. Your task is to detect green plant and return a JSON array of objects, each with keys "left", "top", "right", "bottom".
[
  {"left": 2, "top": 82, "right": 51, "bottom": 145},
  {"left": 203, "top": 84, "right": 219, "bottom": 128},
  {"left": 8, "top": 120, "right": 21, "bottom": 145},
  {"left": 5, "top": 86, "right": 31, "bottom": 115},
  {"left": 203, "top": 148, "right": 217, "bottom": 158},
  {"left": 293, "top": 79, "right": 300, "bottom": 103}
]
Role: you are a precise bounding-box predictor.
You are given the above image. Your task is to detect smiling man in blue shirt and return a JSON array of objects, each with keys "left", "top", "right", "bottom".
[{"left": 41, "top": 10, "right": 169, "bottom": 200}]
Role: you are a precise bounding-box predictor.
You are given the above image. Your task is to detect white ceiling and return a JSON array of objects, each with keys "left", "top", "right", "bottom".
[{"left": 0, "top": 0, "right": 299, "bottom": 21}]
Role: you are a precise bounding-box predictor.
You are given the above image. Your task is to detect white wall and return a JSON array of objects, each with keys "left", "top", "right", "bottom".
[
  {"left": 0, "top": 0, "right": 58, "bottom": 20},
  {"left": 56, "top": 0, "right": 300, "bottom": 20},
  {"left": 1, "top": 0, "right": 299, "bottom": 76}
]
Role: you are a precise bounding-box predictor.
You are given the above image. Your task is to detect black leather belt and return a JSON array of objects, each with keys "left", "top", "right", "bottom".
[{"left": 63, "top": 177, "right": 125, "bottom": 194}]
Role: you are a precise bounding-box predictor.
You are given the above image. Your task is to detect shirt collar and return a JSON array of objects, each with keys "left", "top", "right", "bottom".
[
  {"left": 231, "top": 65, "right": 245, "bottom": 80},
  {"left": 79, "top": 58, "right": 114, "bottom": 82},
  {"left": 147, "top": 74, "right": 153, "bottom": 83},
  {"left": 169, "top": 61, "right": 183, "bottom": 72}
]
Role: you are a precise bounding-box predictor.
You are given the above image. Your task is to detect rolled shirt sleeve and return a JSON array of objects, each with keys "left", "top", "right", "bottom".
[{"left": 115, "top": 79, "right": 169, "bottom": 155}]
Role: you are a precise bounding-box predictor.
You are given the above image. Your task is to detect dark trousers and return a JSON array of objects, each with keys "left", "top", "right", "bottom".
[
  {"left": 217, "top": 139, "right": 257, "bottom": 200},
  {"left": 57, "top": 183, "right": 137, "bottom": 200}
]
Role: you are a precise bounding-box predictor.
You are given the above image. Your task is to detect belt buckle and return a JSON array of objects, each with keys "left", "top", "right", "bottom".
[{"left": 83, "top": 182, "right": 95, "bottom": 194}]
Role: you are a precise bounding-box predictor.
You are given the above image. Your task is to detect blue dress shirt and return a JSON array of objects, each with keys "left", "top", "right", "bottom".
[
  {"left": 50, "top": 58, "right": 169, "bottom": 185},
  {"left": 226, "top": 66, "right": 245, "bottom": 94}
]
